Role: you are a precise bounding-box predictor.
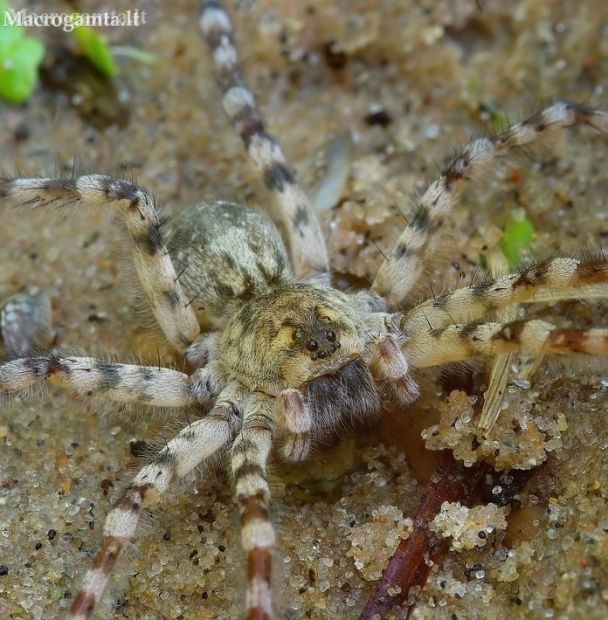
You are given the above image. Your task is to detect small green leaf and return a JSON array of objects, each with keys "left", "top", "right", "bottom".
[
  {"left": 0, "top": 1, "right": 45, "bottom": 103},
  {"left": 0, "top": 37, "right": 45, "bottom": 103},
  {"left": 71, "top": 14, "right": 118, "bottom": 77},
  {"left": 501, "top": 211, "right": 536, "bottom": 267}
]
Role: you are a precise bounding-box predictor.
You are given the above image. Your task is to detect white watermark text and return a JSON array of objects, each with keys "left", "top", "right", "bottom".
[{"left": 4, "top": 9, "right": 147, "bottom": 32}]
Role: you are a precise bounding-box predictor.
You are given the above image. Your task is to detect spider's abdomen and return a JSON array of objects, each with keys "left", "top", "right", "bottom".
[{"left": 165, "top": 201, "right": 292, "bottom": 329}]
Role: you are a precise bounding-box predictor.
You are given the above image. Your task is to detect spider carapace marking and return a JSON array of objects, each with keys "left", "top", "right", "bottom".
[{"left": 1, "top": 1, "right": 608, "bottom": 619}]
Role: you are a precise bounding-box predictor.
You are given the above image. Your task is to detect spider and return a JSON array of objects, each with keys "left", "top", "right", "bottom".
[{"left": 1, "top": 1, "right": 608, "bottom": 619}]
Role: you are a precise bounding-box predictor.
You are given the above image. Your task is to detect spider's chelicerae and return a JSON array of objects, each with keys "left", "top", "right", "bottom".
[{"left": 2, "top": 1, "right": 608, "bottom": 619}]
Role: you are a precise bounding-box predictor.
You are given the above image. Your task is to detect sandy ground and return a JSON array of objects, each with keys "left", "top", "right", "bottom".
[{"left": 1, "top": 0, "right": 608, "bottom": 619}]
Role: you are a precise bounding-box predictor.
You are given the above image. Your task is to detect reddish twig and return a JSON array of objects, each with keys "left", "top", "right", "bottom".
[{"left": 359, "top": 451, "right": 489, "bottom": 619}]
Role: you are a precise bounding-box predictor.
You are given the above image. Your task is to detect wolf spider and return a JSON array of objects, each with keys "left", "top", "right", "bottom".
[{"left": 1, "top": 1, "right": 608, "bottom": 619}]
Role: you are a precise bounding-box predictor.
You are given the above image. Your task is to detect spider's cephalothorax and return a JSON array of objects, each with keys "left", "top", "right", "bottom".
[{"left": 1, "top": 1, "right": 608, "bottom": 619}]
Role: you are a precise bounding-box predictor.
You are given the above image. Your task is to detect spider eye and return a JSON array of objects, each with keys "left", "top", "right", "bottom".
[
  {"left": 306, "top": 338, "right": 319, "bottom": 352},
  {"left": 292, "top": 329, "right": 302, "bottom": 341},
  {"left": 320, "top": 315, "right": 331, "bottom": 323},
  {"left": 326, "top": 330, "right": 336, "bottom": 342}
]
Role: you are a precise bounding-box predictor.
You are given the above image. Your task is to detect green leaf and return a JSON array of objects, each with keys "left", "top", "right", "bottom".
[
  {"left": 0, "top": 37, "right": 45, "bottom": 103},
  {"left": 501, "top": 211, "right": 536, "bottom": 267},
  {"left": 71, "top": 15, "right": 118, "bottom": 77},
  {"left": 0, "top": 2, "right": 45, "bottom": 103}
]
